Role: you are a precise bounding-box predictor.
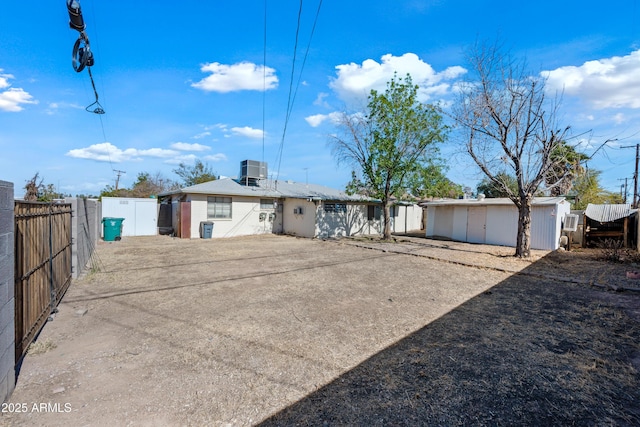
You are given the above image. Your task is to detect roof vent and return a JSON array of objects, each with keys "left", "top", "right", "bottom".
[
  {"left": 239, "top": 160, "right": 267, "bottom": 186},
  {"left": 477, "top": 193, "right": 486, "bottom": 201}
]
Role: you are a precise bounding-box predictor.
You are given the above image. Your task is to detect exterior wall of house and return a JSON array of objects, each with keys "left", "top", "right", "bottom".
[
  {"left": 390, "top": 205, "right": 423, "bottom": 233},
  {"left": 0, "top": 180, "right": 15, "bottom": 403},
  {"left": 316, "top": 203, "right": 371, "bottom": 238},
  {"left": 282, "top": 199, "right": 317, "bottom": 238},
  {"left": 187, "top": 194, "right": 279, "bottom": 238}
]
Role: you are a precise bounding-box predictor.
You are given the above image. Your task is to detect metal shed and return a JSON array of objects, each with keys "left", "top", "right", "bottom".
[
  {"left": 101, "top": 197, "right": 158, "bottom": 237},
  {"left": 423, "top": 197, "right": 571, "bottom": 250},
  {"left": 583, "top": 203, "right": 637, "bottom": 248}
]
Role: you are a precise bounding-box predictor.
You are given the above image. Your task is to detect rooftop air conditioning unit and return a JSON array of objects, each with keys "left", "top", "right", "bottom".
[{"left": 563, "top": 214, "right": 579, "bottom": 232}]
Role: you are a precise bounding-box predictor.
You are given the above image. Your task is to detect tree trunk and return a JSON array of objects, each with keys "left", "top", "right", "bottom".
[
  {"left": 382, "top": 201, "right": 392, "bottom": 240},
  {"left": 515, "top": 196, "right": 532, "bottom": 258}
]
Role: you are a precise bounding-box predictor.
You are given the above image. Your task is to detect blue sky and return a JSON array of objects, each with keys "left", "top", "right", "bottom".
[{"left": 1, "top": 1, "right": 639, "bottom": 198}]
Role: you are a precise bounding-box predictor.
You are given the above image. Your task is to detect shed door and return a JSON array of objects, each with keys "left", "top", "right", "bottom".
[
  {"left": 135, "top": 201, "right": 158, "bottom": 236},
  {"left": 467, "top": 207, "right": 487, "bottom": 244}
]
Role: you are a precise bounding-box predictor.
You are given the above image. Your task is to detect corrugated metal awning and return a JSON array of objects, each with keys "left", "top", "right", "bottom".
[{"left": 584, "top": 204, "right": 633, "bottom": 222}]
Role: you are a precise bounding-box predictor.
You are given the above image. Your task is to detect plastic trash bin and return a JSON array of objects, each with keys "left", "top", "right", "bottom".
[
  {"left": 200, "top": 221, "right": 214, "bottom": 239},
  {"left": 102, "top": 217, "right": 124, "bottom": 241}
]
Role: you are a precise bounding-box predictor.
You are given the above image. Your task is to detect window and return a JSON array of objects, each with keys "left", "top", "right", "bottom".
[
  {"left": 324, "top": 203, "right": 347, "bottom": 213},
  {"left": 260, "top": 199, "right": 275, "bottom": 210},
  {"left": 367, "top": 205, "right": 382, "bottom": 220},
  {"left": 207, "top": 196, "right": 232, "bottom": 219}
]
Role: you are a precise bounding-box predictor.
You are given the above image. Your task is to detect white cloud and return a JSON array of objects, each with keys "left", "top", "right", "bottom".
[
  {"left": 330, "top": 53, "right": 466, "bottom": 105},
  {"left": 204, "top": 153, "right": 228, "bottom": 162},
  {"left": 0, "top": 70, "right": 37, "bottom": 112},
  {"left": 192, "top": 62, "right": 278, "bottom": 93},
  {"left": 164, "top": 154, "right": 198, "bottom": 165},
  {"left": 543, "top": 49, "right": 640, "bottom": 109},
  {"left": 66, "top": 142, "right": 178, "bottom": 162},
  {"left": 612, "top": 113, "right": 626, "bottom": 124},
  {"left": 230, "top": 126, "right": 264, "bottom": 139},
  {"left": 305, "top": 112, "right": 343, "bottom": 128},
  {"left": 192, "top": 131, "right": 211, "bottom": 139},
  {"left": 170, "top": 142, "right": 211, "bottom": 151},
  {"left": 313, "top": 92, "right": 330, "bottom": 108}
]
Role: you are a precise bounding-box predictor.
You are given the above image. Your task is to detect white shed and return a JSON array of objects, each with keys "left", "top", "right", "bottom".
[
  {"left": 101, "top": 197, "right": 158, "bottom": 237},
  {"left": 424, "top": 197, "right": 570, "bottom": 250}
]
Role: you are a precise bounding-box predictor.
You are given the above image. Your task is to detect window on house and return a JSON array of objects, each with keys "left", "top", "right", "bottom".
[
  {"left": 207, "top": 196, "right": 232, "bottom": 219},
  {"left": 324, "top": 203, "right": 347, "bottom": 213},
  {"left": 260, "top": 199, "right": 275, "bottom": 210},
  {"left": 367, "top": 205, "right": 382, "bottom": 220}
]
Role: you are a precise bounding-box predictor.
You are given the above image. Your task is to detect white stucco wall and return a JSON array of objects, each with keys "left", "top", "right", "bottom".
[
  {"left": 391, "top": 205, "right": 423, "bottom": 233},
  {"left": 186, "top": 194, "right": 279, "bottom": 238},
  {"left": 316, "top": 203, "right": 375, "bottom": 238},
  {"left": 282, "top": 199, "right": 317, "bottom": 238}
]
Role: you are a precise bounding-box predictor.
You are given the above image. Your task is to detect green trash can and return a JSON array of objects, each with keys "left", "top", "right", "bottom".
[{"left": 102, "top": 217, "right": 125, "bottom": 241}]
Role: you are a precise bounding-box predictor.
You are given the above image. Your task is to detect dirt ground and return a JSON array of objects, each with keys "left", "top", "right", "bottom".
[{"left": 2, "top": 234, "right": 639, "bottom": 426}]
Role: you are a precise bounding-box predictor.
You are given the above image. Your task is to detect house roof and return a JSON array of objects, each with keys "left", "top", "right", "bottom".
[
  {"left": 584, "top": 203, "right": 635, "bottom": 222},
  {"left": 421, "top": 197, "right": 568, "bottom": 208},
  {"left": 159, "top": 178, "right": 375, "bottom": 202}
]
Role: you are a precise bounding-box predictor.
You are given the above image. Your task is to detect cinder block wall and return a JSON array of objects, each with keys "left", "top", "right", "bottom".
[{"left": 0, "top": 181, "right": 15, "bottom": 402}]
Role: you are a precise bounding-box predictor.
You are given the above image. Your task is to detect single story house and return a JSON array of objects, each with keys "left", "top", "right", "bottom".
[
  {"left": 422, "top": 196, "right": 571, "bottom": 250},
  {"left": 159, "top": 162, "right": 422, "bottom": 239}
]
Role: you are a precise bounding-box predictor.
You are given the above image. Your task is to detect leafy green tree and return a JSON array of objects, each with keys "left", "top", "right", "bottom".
[
  {"left": 545, "top": 141, "right": 589, "bottom": 196},
  {"left": 407, "top": 161, "right": 463, "bottom": 199},
  {"left": 173, "top": 159, "right": 217, "bottom": 187},
  {"left": 477, "top": 172, "right": 518, "bottom": 198},
  {"left": 570, "top": 169, "right": 623, "bottom": 210},
  {"left": 331, "top": 74, "right": 448, "bottom": 239},
  {"left": 99, "top": 171, "right": 177, "bottom": 199}
]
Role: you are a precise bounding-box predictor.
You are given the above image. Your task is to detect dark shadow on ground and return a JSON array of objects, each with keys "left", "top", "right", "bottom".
[{"left": 259, "top": 253, "right": 640, "bottom": 426}]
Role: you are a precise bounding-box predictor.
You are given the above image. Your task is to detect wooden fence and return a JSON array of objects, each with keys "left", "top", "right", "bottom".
[{"left": 14, "top": 201, "right": 73, "bottom": 360}]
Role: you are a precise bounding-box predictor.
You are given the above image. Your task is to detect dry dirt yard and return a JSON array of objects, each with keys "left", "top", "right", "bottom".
[{"left": 2, "top": 234, "right": 639, "bottom": 426}]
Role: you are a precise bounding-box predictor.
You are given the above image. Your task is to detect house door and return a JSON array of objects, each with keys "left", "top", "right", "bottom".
[{"left": 467, "top": 207, "right": 487, "bottom": 243}]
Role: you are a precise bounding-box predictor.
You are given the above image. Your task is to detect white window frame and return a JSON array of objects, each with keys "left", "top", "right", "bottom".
[{"left": 207, "top": 196, "right": 232, "bottom": 219}]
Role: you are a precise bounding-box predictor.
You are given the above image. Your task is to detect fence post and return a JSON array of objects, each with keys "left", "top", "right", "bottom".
[{"left": 0, "top": 181, "right": 15, "bottom": 403}]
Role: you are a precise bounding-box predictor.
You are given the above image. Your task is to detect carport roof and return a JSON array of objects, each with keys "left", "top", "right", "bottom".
[
  {"left": 159, "top": 177, "right": 376, "bottom": 202},
  {"left": 584, "top": 203, "right": 635, "bottom": 222}
]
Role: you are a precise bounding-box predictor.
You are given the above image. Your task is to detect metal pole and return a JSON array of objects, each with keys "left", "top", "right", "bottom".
[{"left": 634, "top": 144, "right": 639, "bottom": 208}]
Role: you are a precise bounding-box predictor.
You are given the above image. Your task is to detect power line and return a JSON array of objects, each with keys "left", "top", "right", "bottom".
[{"left": 274, "top": 0, "right": 324, "bottom": 185}]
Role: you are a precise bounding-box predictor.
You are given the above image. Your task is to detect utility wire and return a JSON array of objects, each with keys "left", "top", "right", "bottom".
[
  {"left": 274, "top": 0, "right": 323, "bottom": 184},
  {"left": 262, "top": 0, "right": 267, "bottom": 169}
]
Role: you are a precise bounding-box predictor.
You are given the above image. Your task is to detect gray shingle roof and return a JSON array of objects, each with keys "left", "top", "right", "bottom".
[{"left": 160, "top": 178, "right": 375, "bottom": 202}]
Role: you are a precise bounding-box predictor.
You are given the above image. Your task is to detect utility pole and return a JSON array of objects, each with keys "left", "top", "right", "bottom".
[
  {"left": 113, "top": 169, "right": 126, "bottom": 190},
  {"left": 621, "top": 144, "right": 639, "bottom": 208},
  {"left": 617, "top": 177, "right": 629, "bottom": 204}
]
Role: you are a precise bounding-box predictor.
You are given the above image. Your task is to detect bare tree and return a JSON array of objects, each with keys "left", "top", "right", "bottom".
[{"left": 452, "top": 42, "right": 572, "bottom": 257}]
